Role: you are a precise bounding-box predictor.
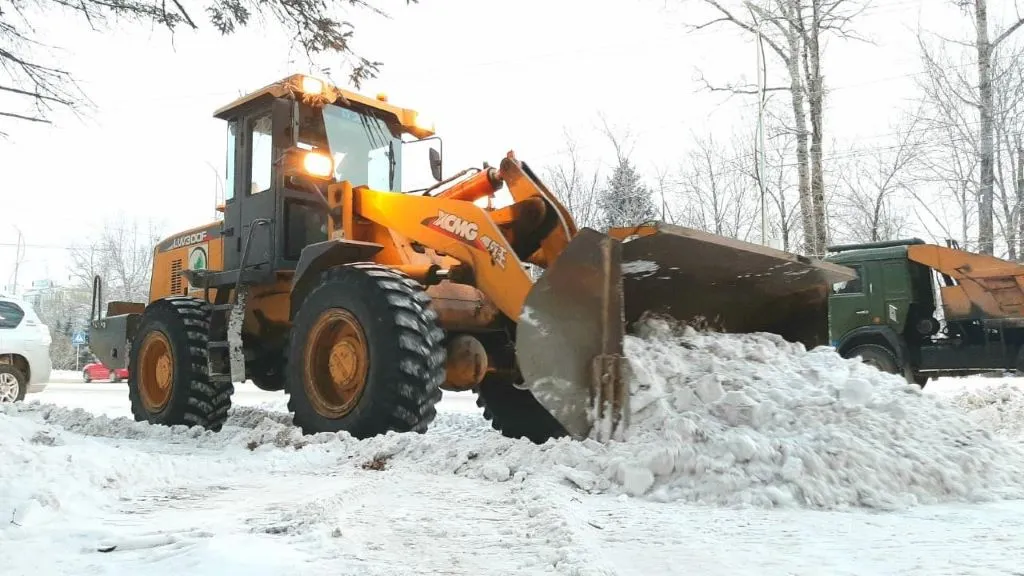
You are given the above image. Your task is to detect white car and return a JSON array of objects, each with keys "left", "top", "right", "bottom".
[{"left": 0, "top": 294, "right": 51, "bottom": 403}]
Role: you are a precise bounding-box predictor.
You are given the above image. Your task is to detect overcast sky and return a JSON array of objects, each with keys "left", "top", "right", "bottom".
[{"left": 0, "top": 0, "right": 989, "bottom": 291}]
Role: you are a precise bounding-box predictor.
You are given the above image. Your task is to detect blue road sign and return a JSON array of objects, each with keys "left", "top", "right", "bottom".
[{"left": 72, "top": 331, "right": 87, "bottom": 346}]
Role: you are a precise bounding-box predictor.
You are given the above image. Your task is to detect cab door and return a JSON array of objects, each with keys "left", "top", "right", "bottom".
[
  {"left": 221, "top": 108, "right": 276, "bottom": 272},
  {"left": 828, "top": 263, "right": 871, "bottom": 343}
]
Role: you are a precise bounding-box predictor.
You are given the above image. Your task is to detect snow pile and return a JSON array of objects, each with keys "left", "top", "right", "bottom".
[
  {"left": 225, "top": 316, "right": 1024, "bottom": 510},
  {"left": 951, "top": 382, "right": 1024, "bottom": 440},
  {"left": 563, "top": 317, "right": 1024, "bottom": 509}
]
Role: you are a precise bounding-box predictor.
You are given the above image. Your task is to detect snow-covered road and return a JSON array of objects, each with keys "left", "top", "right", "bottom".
[
  {"left": 7, "top": 323, "right": 1024, "bottom": 576},
  {"left": 6, "top": 390, "right": 1024, "bottom": 576}
]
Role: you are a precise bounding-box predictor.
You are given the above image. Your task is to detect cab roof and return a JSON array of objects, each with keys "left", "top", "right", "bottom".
[
  {"left": 825, "top": 245, "right": 915, "bottom": 265},
  {"left": 212, "top": 74, "right": 435, "bottom": 139},
  {"left": 824, "top": 238, "right": 928, "bottom": 265}
]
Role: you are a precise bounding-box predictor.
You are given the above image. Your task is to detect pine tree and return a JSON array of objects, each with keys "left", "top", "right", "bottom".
[{"left": 598, "top": 156, "right": 658, "bottom": 230}]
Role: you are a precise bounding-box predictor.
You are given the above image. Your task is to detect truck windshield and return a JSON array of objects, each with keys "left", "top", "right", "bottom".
[{"left": 318, "top": 104, "right": 402, "bottom": 191}]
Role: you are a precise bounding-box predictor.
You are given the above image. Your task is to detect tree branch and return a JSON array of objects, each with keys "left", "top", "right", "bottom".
[
  {"left": 0, "top": 110, "right": 51, "bottom": 123},
  {"left": 993, "top": 17, "right": 1024, "bottom": 48}
]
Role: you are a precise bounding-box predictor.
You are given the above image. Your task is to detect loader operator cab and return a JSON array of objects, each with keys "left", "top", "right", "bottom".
[{"left": 214, "top": 74, "right": 442, "bottom": 276}]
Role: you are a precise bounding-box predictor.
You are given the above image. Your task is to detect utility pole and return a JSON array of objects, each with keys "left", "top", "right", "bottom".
[
  {"left": 205, "top": 161, "right": 224, "bottom": 220},
  {"left": 748, "top": 2, "right": 769, "bottom": 246},
  {"left": 11, "top": 226, "right": 23, "bottom": 295}
]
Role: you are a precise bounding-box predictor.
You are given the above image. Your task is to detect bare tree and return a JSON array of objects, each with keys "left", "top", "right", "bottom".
[
  {"left": 651, "top": 163, "right": 679, "bottom": 224},
  {"left": 991, "top": 42, "right": 1024, "bottom": 258},
  {"left": 743, "top": 121, "right": 802, "bottom": 250},
  {"left": 916, "top": 1, "right": 1024, "bottom": 254},
  {"left": 542, "top": 129, "right": 602, "bottom": 230},
  {"left": 1, "top": 0, "right": 415, "bottom": 131},
  {"left": 68, "top": 216, "right": 163, "bottom": 305},
  {"left": 31, "top": 286, "right": 92, "bottom": 369},
  {"left": 831, "top": 117, "right": 922, "bottom": 244},
  {"left": 688, "top": 0, "right": 871, "bottom": 256},
  {"left": 675, "top": 131, "right": 761, "bottom": 241},
  {"left": 911, "top": 36, "right": 980, "bottom": 249},
  {"left": 916, "top": 4, "right": 1024, "bottom": 256}
]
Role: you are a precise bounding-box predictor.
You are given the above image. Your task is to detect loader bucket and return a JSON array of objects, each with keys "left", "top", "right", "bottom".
[
  {"left": 516, "top": 223, "right": 856, "bottom": 442},
  {"left": 516, "top": 228, "right": 630, "bottom": 442},
  {"left": 608, "top": 223, "right": 856, "bottom": 348}
]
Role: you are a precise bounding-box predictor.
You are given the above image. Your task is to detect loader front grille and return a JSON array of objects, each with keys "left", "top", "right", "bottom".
[{"left": 171, "top": 259, "right": 183, "bottom": 294}]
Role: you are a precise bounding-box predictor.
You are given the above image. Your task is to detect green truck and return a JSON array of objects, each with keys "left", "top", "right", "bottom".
[{"left": 825, "top": 238, "right": 1024, "bottom": 386}]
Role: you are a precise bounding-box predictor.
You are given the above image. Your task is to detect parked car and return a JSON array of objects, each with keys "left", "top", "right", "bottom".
[
  {"left": 0, "top": 294, "right": 51, "bottom": 403},
  {"left": 82, "top": 362, "right": 129, "bottom": 383}
]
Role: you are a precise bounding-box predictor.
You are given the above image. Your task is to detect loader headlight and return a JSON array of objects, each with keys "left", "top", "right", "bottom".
[
  {"left": 300, "top": 75, "right": 325, "bottom": 96},
  {"left": 282, "top": 147, "right": 335, "bottom": 182},
  {"left": 303, "top": 150, "right": 334, "bottom": 179},
  {"left": 413, "top": 111, "right": 435, "bottom": 133}
]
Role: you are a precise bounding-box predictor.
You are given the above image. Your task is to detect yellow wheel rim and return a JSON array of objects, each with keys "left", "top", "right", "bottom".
[
  {"left": 138, "top": 331, "right": 174, "bottom": 413},
  {"left": 304, "top": 309, "right": 369, "bottom": 418}
]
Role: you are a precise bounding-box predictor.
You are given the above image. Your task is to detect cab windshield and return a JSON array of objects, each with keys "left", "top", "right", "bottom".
[{"left": 296, "top": 102, "right": 403, "bottom": 191}]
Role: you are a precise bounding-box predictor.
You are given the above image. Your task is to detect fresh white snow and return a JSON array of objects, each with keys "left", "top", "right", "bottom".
[{"left": 6, "top": 318, "right": 1024, "bottom": 574}]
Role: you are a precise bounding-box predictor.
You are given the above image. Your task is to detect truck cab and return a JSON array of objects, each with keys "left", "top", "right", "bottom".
[{"left": 825, "top": 238, "right": 1024, "bottom": 386}]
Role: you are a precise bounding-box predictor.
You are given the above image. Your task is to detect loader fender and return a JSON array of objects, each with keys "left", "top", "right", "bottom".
[
  {"left": 291, "top": 239, "right": 384, "bottom": 316},
  {"left": 836, "top": 325, "right": 909, "bottom": 370},
  {"left": 88, "top": 312, "right": 143, "bottom": 370}
]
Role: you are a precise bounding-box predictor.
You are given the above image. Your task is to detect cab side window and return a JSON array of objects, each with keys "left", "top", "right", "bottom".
[
  {"left": 225, "top": 120, "right": 238, "bottom": 201},
  {"left": 832, "top": 265, "right": 864, "bottom": 295},
  {"left": 250, "top": 114, "right": 273, "bottom": 195},
  {"left": 0, "top": 302, "right": 25, "bottom": 329}
]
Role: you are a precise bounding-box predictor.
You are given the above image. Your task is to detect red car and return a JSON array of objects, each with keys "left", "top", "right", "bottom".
[{"left": 82, "top": 362, "right": 129, "bottom": 383}]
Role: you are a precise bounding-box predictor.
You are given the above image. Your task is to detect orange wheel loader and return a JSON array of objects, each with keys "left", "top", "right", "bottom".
[{"left": 87, "top": 74, "right": 854, "bottom": 443}]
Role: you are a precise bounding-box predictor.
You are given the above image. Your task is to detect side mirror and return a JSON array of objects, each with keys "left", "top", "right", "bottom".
[
  {"left": 400, "top": 136, "right": 444, "bottom": 193},
  {"left": 429, "top": 147, "right": 442, "bottom": 181}
]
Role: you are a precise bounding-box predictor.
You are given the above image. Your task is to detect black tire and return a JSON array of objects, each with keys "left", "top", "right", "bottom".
[
  {"left": 286, "top": 263, "right": 445, "bottom": 438},
  {"left": 82, "top": 371, "right": 91, "bottom": 383},
  {"left": 475, "top": 374, "right": 568, "bottom": 444},
  {"left": 846, "top": 343, "right": 901, "bottom": 375},
  {"left": 127, "top": 297, "right": 234, "bottom": 431},
  {"left": 0, "top": 364, "right": 27, "bottom": 403},
  {"left": 912, "top": 372, "right": 930, "bottom": 388},
  {"left": 110, "top": 372, "right": 120, "bottom": 383}
]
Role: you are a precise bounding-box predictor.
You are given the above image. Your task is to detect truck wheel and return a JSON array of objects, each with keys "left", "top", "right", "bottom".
[
  {"left": 846, "top": 343, "right": 900, "bottom": 375},
  {"left": 475, "top": 374, "right": 568, "bottom": 444},
  {"left": 286, "top": 264, "right": 445, "bottom": 438},
  {"left": 128, "top": 297, "right": 234, "bottom": 431},
  {"left": 0, "top": 365, "right": 27, "bottom": 403}
]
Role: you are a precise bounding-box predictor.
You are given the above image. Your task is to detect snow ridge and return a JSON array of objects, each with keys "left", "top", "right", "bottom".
[{"left": 235, "top": 317, "right": 1024, "bottom": 510}]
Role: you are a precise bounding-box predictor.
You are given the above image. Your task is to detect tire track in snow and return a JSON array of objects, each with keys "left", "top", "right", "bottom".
[{"left": 78, "top": 467, "right": 598, "bottom": 575}]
